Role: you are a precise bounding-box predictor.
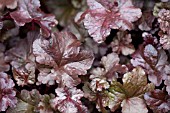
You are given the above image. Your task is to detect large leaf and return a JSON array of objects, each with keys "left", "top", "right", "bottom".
[
  {"left": 107, "top": 67, "right": 154, "bottom": 112},
  {"left": 80, "top": 0, "right": 142, "bottom": 43},
  {"left": 33, "top": 31, "right": 94, "bottom": 87}
]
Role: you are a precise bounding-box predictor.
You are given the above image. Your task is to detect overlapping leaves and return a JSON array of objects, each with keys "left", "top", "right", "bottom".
[
  {"left": 5, "top": 31, "right": 38, "bottom": 86},
  {"left": 10, "top": 0, "right": 58, "bottom": 37}
]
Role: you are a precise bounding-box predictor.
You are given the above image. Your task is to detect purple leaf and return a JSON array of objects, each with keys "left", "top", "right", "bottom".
[
  {"left": 80, "top": 0, "right": 142, "bottom": 43},
  {"left": 131, "top": 33, "right": 169, "bottom": 86},
  {"left": 10, "top": 0, "right": 58, "bottom": 37},
  {"left": 144, "top": 89, "right": 170, "bottom": 113},
  {"left": 0, "top": 72, "right": 17, "bottom": 111},
  {"left": 158, "top": 9, "right": 170, "bottom": 49},
  {"left": 50, "top": 87, "right": 88, "bottom": 113},
  {"left": 5, "top": 31, "right": 38, "bottom": 86},
  {"left": 111, "top": 31, "right": 135, "bottom": 55},
  {"left": 90, "top": 52, "right": 127, "bottom": 91},
  {"left": 121, "top": 97, "right": 148, "bottom": 113},
  {"left": 33, "top": 31, "right": 94, "bottom": 87}
]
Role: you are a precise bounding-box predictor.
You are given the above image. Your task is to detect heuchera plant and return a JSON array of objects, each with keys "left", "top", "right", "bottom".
[{"left": 1, "top": 0, "right": 170, "bottom": 113}]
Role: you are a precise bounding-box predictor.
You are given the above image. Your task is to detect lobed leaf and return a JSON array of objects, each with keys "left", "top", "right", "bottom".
[
  {"left": 33, "top": 31, "right": 94, "bottom": 87},
  {"left": 10, "top": 0, "right": 58, "bottom": 37},
  {"left": 80, "top": 0, "right": 142, "bottom": 43}
]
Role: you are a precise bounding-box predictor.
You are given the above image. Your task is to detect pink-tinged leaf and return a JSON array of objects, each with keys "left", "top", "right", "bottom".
[
  {"left": 144, "top": 89, "right": 170, "bottom": 113},
  {"left": 159, "top": 33, "right": 170, "bottom": 49},
  {"left": 158, "top": 9, "right": 170, "bottom": 34},
  {"left": 50, "top": 87, "right": 88, "bottom": 113},
  {"left": 0, "top": 0, "right": 18, "bottom": 9},
  {"left": 131, "top": 33, "right": 169, "bottom": 86},
  {"left": 158, "top": 9, "right": 170, "bottom": 49},
  {"left": 111, "top": 31, "right": 135, "bottom": 55},
  {"left": 5, "top": 31, "right": 38, "bottom": 86},
  {"left": 80, "top": 0, "right": 142, "bottom": 43},
  {"left": 0, "top": 72, "right": 17, "bottom": 111},
  {"left": 121, "top": 97, "right": 148, "bottom": 113},
  {"left": 33, "top": 31, "right": 94, "bottom": 87},
  {"left": 10, "top": 0, "right": 58, "bottom": 37},
  {"left": 89, "top": 53, "right": 127, "bottom": 91}
]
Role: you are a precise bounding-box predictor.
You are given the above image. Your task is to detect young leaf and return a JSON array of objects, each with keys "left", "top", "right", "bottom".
[
  {"left": 90, "top": 52, "right": 127, "bottom": 91},
  {"left": 38, "top": 94, "right": 55, "bottom": 113},
  {"left": 111, "top": 31, "right": 135, "bottom": 55},
  {"left": 80, "top": 0, "right": 142, "bottom": 43}
]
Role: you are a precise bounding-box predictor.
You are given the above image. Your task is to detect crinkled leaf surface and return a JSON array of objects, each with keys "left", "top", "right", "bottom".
[
  {"left": 10, "top": 0, "right": 58, "bottom": 37},
  {"left": 158, "top": 9, "right": 170, "bottom": 49},
  {"left": 80, "top": 0, "right": 142, "bottom": 43},
  {"left": 111, "top": 31, "right": 135, "bottom": 55},
  {"left": 33, "top": 31, "right": 94, "bottom": 87},
  {"left": 0, "top": 72, "right": 17, "bottom": 111},
  {"left": 90, "top": 52, "right": 127, "bottom": 91},
  {"left": 107, "top": 67, "right": 154, "bottom": 112},
  {"left": 50, "top": 87, "right": 88, "bottom": 113}
]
